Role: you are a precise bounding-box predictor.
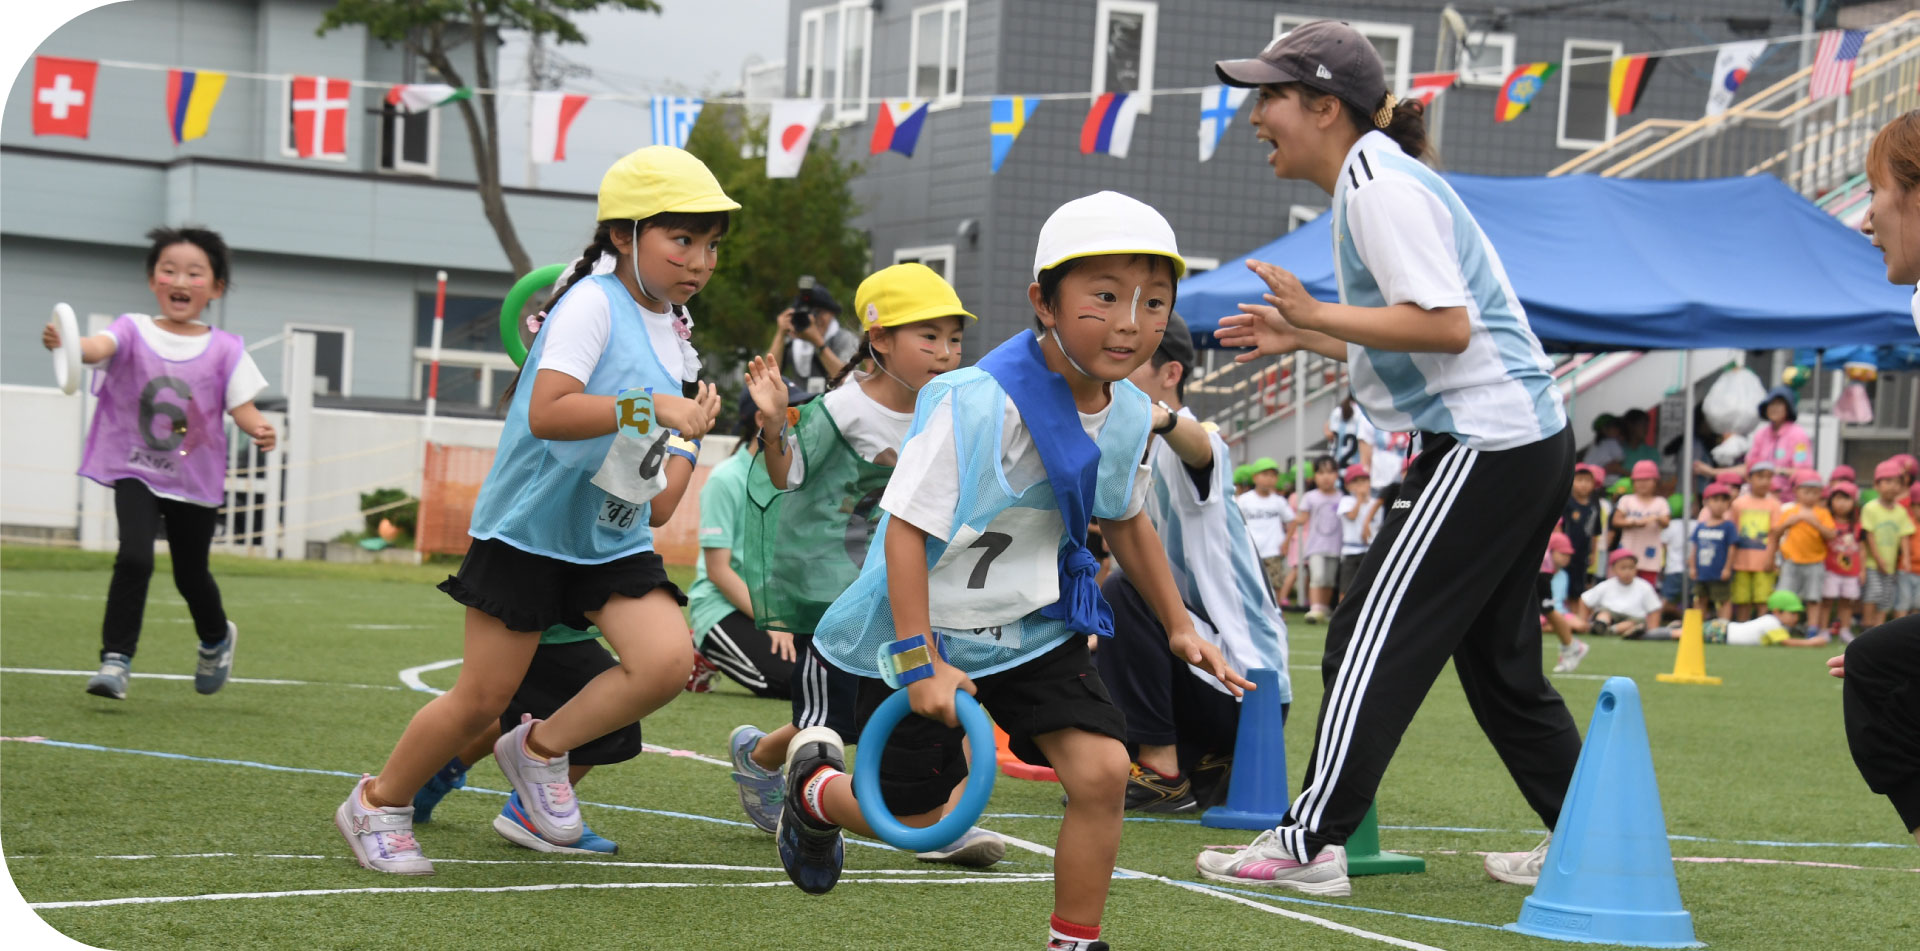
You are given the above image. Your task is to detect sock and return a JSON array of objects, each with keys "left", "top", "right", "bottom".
[
  {"left": 1139, "top": 762, "right": 1180, "bottom": 782},
  {"left": 1048, "top": 914, "right": 1100, "bottom": 949},
  {"left": 801, "top": 766, "right": 845, "bottom": 825}
]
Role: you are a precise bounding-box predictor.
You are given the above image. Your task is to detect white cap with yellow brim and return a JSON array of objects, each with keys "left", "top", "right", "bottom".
[
  {"left": 1032, "top": 191, "right": 1186, "bottom": 280},
  {"left": 597, "top": 145, "right": 741, "bottom": 222},
  {"left": 855, "top": 263, "right": 976, "bottom": 331}
]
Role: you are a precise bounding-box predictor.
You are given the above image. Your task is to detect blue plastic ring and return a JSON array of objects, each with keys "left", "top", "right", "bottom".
[{"left": 853, "top": 688, "right": 997, "bottom": 852}]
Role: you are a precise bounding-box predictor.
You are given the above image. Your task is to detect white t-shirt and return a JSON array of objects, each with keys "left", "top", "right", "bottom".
[
  {"left": 1338, "top": 494, "right": 1382, "bottom": 555},
  {"left": 1725, "top": 613, "right": 1786, "bottom": 646},
  {"left": 90, "top": 314, "right": 268, "bottom": 410},
  {"left": 536, "top": 279, "right": 695, "bottom": 386},
  {"left": 1236, "top": 489, "right": 1296, "bottom": 559},
  {"left": 1660, "top": 519, "right": 1688, "bottom": 576},
  {"left": 1580, "top": 576, "right": 1663, "bottom": 619},
  {"left": 1351, "top": 413, "right": 1409, "bottom": 487},
  {"left": 881, "top": 394, "right": 1149, "bottom": 543},
  {"left": 787, "top": 376, "right": 914, "bottom": 487},
  {"left": 1583, "top": 437, "right": 1625, "bottom": 470}
]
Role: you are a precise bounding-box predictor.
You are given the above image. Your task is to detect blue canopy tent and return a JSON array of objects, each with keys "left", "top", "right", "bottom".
[{"left": 1177, "top": 174, "right": 1919, "bottom": 353}]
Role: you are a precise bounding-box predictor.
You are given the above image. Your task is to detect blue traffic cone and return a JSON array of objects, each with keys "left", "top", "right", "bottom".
[
  {"left": 1202, "top": 667, "right": 1288, "bottom": 830},
  {"left": 1507, "top": 677, "right": 1701, "bottom": 948}
]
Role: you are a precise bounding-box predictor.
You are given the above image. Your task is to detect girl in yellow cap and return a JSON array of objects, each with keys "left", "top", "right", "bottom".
[
  {"left": 727, "top": 264, "right": 990, "bottom": 858},
  {"left": 334, "top": 146, "right": 730, "bottom": 875}
]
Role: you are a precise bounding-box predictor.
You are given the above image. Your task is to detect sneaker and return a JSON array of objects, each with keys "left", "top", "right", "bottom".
[
  {"left": 1195, "top": 830, "right": 1350, "bottom": 896},
  {"left": 1125, "top": 763, "right": 1198, "bottom": 813},
  {"left": 915, "top": 826, "right": 1005, "bottom": 867},
  {"left": 412, "top": 757, "right": 469, "bottom": 824},
  {"left": 334, "top": 775, "right": 433, "bottom": 875},
  {"left": 1552, "top": 638, "right": 1590, "bottom": 674},
  {"left": 1192, "top": 754, "right": 1233, "bottom": 809},
  {"left": 492, "top": 715, "right": 581, "bottom": 845},
  {"left": 776, "top": 726, "right": 846, "bottom": 895},
  {"left": 1484, "top": 836, "right": 1551, "bottom": 886},
  {"left": 493, "top": 791, "right": 618, "bottom": 854},
  {"left": 686, "top": 653, "right": 719, "bottom": 693},
  {"left": 193, "top": 621, "right": 238, "bottom": 695},
  {"left": 1304, "top": 610, "right": 1328, "bottom": 624},
  {"left": 729, "top": 725, "right": 784, "bottom": 834},
  {"left": 1048, "top": 940, "right": 1110, "bottom": 951},
  {"left": 85, "top": 653, "right": 131, "bottom": 700}
]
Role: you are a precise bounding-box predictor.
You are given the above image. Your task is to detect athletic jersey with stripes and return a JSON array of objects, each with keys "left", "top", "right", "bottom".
[{"left": 1331, "top": 130, "right": 1566, "bottom": 451}]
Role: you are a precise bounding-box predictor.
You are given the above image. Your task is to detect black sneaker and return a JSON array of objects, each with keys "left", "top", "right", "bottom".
[
  {"left": 776, "top": 726, "right": 846, "bottom": 895},
  {"left": 1124, "top": 763, "right": 1197, "bottom": 813},
  {"left": 1191, "top": 753, "right": 1233, "bottom": 809},
  {"left": 1047, "top": 940, "right": 1110, "bottom": 950}
]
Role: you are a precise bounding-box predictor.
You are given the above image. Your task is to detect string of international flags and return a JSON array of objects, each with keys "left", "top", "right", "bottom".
[{"left": 25, "top": 26, "right": 1870, "bottom": 178}]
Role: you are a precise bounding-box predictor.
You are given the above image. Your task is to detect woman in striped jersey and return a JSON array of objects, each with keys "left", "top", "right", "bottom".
[{"left": 1194, "top": 19, "right": 1583, "bottom": 896}]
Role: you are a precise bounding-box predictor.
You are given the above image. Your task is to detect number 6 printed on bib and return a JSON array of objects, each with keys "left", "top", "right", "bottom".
[
  {"left": 925, "top": 506, "right": 1061, "bottom": 630},
  {"left": 589, "top": 387, "right": 672, "bottom": 517}
]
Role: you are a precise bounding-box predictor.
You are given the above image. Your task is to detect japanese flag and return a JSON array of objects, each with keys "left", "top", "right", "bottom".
[{"left": 766, "top": 100, "right": 824, "bottom": 179}]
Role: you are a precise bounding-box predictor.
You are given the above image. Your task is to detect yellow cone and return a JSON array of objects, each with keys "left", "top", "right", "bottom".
[{"left": 1656, "top": 608, "right": 1722, "bottom": 685}]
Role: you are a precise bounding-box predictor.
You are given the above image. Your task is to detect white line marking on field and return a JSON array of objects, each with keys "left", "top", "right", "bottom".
[
  {"left": 347, "top": 624, "right": 431, "bottom": 630},
  {"left": 6, "top": 853, "right": 1043, "bottom": 875},
  {"left": 28, "top": 876, "right": 1058, "bottom": 910},
  {"left": 0, "top": 667, "right": 405, "bottom": 691}
]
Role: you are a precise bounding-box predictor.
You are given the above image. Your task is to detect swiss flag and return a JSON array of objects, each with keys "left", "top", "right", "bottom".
[
  {"left": 290, "top": 75, "right": 351, "bottom": 158},
  {"left": 33, "top": 56, "right": 98, "bottom": 139}
]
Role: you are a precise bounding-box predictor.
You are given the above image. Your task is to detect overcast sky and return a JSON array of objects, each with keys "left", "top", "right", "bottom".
[{"left": 495, "top": 0, "right": 787, "bottom": 194}]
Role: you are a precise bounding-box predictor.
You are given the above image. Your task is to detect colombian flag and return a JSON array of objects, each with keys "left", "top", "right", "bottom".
[
  {"left": 1495, "top": 62, "right": 1556, "bottom": 123},
  {"left": 165, "top": 69, "right": 227, "bottom": 145},
  {"left": 870, "top": 99, "right": 931, "bottom": 157},
  {"left": 1608, "top": 55, "right": 1658, "bottom": 116}
]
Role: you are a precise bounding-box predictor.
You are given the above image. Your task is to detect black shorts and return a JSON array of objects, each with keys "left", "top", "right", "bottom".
[
  {"left": 852, "top": 636, "right": 1128, "bottom": 816},
  {"left": 501, "top": 638, "right": 643, "bottom": 766},
  {"left": 698, "top": 611, "right": 795, "bottom": 699},
  {"left": 439, "top": 537, "right": 686, "bottom": 633},
  {"left": 1537, "top": 573, "right": 1555, "bottom": 612},
  {"left": 792, "top": 633, "right": 860, "bottom": 736}
]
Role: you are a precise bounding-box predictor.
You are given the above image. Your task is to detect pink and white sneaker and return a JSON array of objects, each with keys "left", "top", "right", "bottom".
[
  {"left": 334, "top": 775, "right": 433, "bottom": 875},
  {"left": 494, "top": 715, "right": 582, "bottom": 845},
  {"left": 1196, "top": 831, "right": 1350, "bottom": 896}
]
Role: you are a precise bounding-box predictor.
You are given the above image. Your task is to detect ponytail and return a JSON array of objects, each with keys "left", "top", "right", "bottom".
[
  {"left": 498, "top": 222, "right": 626, "bottom": 408},
  {"left": 1377, "top": 96, "right": 1430, "bottom": 162},
  {"left": 825, "top": 332, "right": 876, "bottom": 392}
]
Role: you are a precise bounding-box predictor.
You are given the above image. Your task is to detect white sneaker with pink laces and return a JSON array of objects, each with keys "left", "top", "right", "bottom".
[
  {"left": 494, "top": 715, "right": 582, "bottom": 845},
  {"left": 1195, "top": 831, "right": 1350, "bottom": 895},
  {"left": 335, "top": 775, "right": 433, "bottom": 875}
]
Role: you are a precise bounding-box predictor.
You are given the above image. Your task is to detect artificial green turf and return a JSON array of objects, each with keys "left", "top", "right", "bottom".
[{"left": 2, "top": 545, "right": 1913, "bottom": 950}]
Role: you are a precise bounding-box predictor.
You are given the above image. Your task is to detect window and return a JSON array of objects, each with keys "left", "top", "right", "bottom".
[
  {"left": 1274, "top": 15, "right": 1413, "bottom": 95},
  {"left": 1289, "top": 205, "right": 1324, "bottom": 232},
  {"left": 280, "top": 79, "right": 349, "bottom": 162},
  {"left": 417, "top": 292, "right": 506, "bottom": 355},
  {"left": 1455, "top": 31, "right": 1515, "bottom": 87},
  {"left": 285, "top": 324, "right": 352, "bottom": 396},
  {"left": 1183, "top": 256, "right": 1221, "bottom": 275},
  {"left": 414, "top": 292, "right": 512, "bottom": 407},
  {"left": 1093, "top": 1, "right": 1158, "bottom": 113},
  {"left": 1558, "top": 39, "right": 1621, "bottom": 150},
  {"left": 893, "top": 244, "right": 956, "bottom": 285},
  {"left": 909, "top": 0, "right": 967, "bottom": 108},
  {"left": 379, "top": 103, "right": 437, "bottom": 175},
  {"left": 799, "top": 0, "right": 873, "bottom": 124}
]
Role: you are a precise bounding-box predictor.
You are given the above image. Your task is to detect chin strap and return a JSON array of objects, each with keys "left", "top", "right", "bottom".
[{"left": 1047, "top": 327, "right": 1097, "bottom": 380}]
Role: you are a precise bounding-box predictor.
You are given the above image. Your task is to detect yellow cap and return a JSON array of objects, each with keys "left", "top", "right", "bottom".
[
  {"left": 596, "top": 146, "right": 740, "bottom": 222},
  {"left": 853, "top": 263, "right": 976, "bottom": 331}
]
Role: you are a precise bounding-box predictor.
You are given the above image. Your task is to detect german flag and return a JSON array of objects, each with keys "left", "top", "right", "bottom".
[
  {"left": 1495, "top": 62, "right": 1557, "bottom": 122},
  {"left": 1609, "top": 55, "right": 1659, "bottom": 116}
]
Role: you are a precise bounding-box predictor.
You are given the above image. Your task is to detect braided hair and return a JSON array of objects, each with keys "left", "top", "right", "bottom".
[{"left": 499, "top": 221, "right": 631, "bottom": 406}]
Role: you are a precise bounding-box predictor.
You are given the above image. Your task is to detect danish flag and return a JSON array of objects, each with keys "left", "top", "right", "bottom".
[{"left": 291, "top": 76, "right": 351, "bottom": 158}]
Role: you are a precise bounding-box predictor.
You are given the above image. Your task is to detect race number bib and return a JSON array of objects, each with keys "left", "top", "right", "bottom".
[
  {"left": 935, "top": 619, "right": 1025, "bottom": 651},
  {"left": 588, "top": 389, "right": 671, "bottom": 515},
  {"left": 926, "top": 506, "right": 1061, "bottom": 630}
]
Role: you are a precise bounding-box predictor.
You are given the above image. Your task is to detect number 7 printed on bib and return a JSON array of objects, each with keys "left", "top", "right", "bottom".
[{"left": 926, "top": 506, "right": 1061, "bottom": 646}]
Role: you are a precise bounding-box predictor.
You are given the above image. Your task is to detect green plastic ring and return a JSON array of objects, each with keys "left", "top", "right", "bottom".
[{"left": 500, "top": 263, "right": 568, "bottom": 368}]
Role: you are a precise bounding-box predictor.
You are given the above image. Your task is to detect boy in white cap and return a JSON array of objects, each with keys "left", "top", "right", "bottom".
[{"left": 784, "top": 192, "right": 1251, "bottom": 951}]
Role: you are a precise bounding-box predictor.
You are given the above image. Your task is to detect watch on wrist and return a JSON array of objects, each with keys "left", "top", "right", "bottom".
[{"left": 1152, "top": 400, "right": 1179, "bottom": 435}]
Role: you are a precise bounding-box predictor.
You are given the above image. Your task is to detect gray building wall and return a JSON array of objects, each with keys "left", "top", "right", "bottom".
[{"left": 792, "top": 0, "right": 1807, "bottom": 351}]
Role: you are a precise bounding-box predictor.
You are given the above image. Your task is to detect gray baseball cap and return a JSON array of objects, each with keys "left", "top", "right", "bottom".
[
  {"left": 1215, "top": 20, "right": 1388, "bottom": 115},
  {"left": 1156, "top": 311, "right": 1196, "bottom": 370}
]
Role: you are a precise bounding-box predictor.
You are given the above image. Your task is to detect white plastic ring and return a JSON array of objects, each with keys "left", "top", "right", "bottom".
[{"left": 51, "top": 303, "right": 82, "bottom": 395}]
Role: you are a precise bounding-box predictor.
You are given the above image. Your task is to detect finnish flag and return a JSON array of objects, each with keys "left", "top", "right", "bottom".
[
  {"left": 651, "top": 96, "right": 705, "bottom": 149},
  {"left": 1198, "top": 85, "right": 1250, "bottom": 163}
]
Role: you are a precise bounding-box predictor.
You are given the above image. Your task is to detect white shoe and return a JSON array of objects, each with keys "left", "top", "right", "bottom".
[
  {"left": 493, "top": 715, "right": 582, "bottom": 845},
  {"left": 1195, "top": 831, "right": 1350, "bottom": 896},
  {"left": 1485, "top": 836, "right": 1551, "bottom": 886},
  {"left": 1552, "top": 639, "right": 1590, "bottom": 674},
  {"left": 335, "top": 776, "right": 433, "bottom": 875},
  {"left": 915, "top": 826, "right": 1005, "bottom": 868}
]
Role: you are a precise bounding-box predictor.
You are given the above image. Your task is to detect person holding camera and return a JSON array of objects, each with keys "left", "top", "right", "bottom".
[{"left": 766, "top": 277, "right": 859, "bottom": 395}]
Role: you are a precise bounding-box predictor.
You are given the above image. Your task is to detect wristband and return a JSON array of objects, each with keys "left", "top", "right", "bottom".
[
  {"left": 877, "top": 632, "right": 951, "bottom": 689},
  {"left": 1152, "top": 401, "right": 1178, "bottom": 435},
  {"left": 666, "top": 435, "right": 700, "bottom": 465},
  {"left": 616, "top": 387, "right": 655, "bottom": 440}
]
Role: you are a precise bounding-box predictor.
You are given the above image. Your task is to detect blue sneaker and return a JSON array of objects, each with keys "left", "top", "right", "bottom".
[
  {"left": 193, "top": 621, "right": 237, "bottom": 695},
  {"left": 729, "top": 724, "right": 784, "bottom": 833},
  {"left": 492, "top": 791, "right": 618, "bottom": 855},
  {"left": 776, "top": 726, "right": 846, "bottom": 895},
  {"left": 85, "top": 653, "right": 131, "bottom": 700},
  {"left": 412, "top": 757, "right": 469, "bottom": 823}
]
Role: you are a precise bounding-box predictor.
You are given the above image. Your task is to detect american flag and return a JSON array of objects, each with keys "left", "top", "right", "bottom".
[{"left": 1809, "top": 30, "right": 1866, "bottom": 100}]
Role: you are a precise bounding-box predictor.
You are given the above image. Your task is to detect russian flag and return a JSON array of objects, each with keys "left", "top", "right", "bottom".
[
  {"left": 1080, "top": 92, "right": 1140, "bottom": 158},
  {"left": 870, "top": 100, "right": 931, "bottom": 157}
]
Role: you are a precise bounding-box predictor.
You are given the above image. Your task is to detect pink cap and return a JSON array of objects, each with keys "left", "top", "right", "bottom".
[
  {"left": 1826, "top": 481, "right": 1858, "bottom": 499},
  {"left": 1875, "top": 459, "right": 1905, "bottom": 481},
  {"left": 1714, "top": 470, "right": 1744, "bottom": 486},
  {"left": 1795, "top": 468, "right": 1823, "bottom": 488},
  {"left": 1630, "top": 460, "right": 1659, "bottom": 480},
  {"left": 1548, "top": 532, "right": 1574, "bottom": 555},
  {"left": 1343, "top": 464, "right": 1368, "bottom": 482},
  {"left": 1703, "top": 481, "right": 1734, "bottom": 498},
  {"left": 1573, "top": 463, "right": 1605, "bottom": 481},
  {"left": 1895, "top": 453, "right": 1919, "bottom": 476},
  {"left": 1829, "top": 464, "right": 1856, "bottom": 483},
  {"left": 1608, "top": 548, "right": 1638, "bottom": 566}
]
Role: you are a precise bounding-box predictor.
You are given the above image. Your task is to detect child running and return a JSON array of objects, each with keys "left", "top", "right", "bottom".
[
  {"left": 779, "top": 193, "right": 1249, "bottom": 951},
  {"left": 334, "top": 147, "right": 727, "bottom": 874},
  {"left": 1202, "top": 20, "right": 1583, "bottom": 895},
  {"left": 43, "top": 226, "right": 275, "bottom": 701},
  {"left": 727, "top": 263, "right": 999, "bottom": 866}
]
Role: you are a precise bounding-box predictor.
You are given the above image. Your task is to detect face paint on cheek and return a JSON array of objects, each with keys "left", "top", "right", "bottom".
[{"left": 1127, "top": 286, "right": 1142, "bottom": 327}]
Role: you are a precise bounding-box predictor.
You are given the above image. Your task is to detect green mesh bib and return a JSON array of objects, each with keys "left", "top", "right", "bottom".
[{"left": 741, "top": 399, "right": 893, "bottom": 634}]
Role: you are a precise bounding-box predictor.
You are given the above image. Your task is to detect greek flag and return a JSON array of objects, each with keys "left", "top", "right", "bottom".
[{"left": 650, "top": 96, "right": 705, "bottom": 149}]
